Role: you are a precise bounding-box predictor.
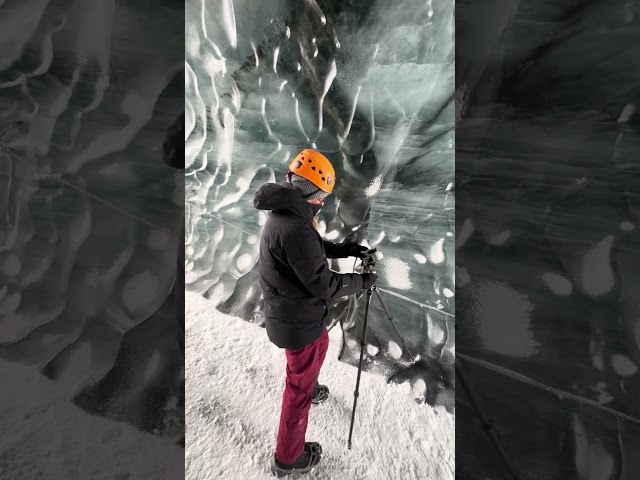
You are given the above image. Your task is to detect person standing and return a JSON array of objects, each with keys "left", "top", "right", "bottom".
[{"left": 254, "top": 149, "right": 376, "bottom": 477}]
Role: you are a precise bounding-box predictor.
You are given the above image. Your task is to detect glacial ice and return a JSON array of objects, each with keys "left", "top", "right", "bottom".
[
  {"left": 185, "top": 0, "right": 455, "bottom": 410},
  {"left": 0, "top": 0, "right": 184, "bottom": 443},
  {"left": 456, "top": 0, "right": 640, "bottom": 477}
]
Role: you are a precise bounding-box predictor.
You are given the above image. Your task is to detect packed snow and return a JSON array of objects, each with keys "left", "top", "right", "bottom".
[
  {"left": 185, "top": 292, "right": 454, "bottom": 479},
  {"left": 0, "top": 360, "right": 183, "bottom": 479}
]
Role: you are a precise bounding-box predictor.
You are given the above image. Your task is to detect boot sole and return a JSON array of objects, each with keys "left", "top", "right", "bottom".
[{"left": 270, "top": 443, "right": 322, "bottom": 477}]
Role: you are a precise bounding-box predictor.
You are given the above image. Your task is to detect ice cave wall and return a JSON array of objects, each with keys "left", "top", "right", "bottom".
[
  {"left": 0, "top": 0, "right": 185, "bottom": 442},
  {"left": 456, "top": 0, "right": 640, "bottom": 478},
  {"left": 185, "top": 0, "right": 455, "bottom": 410}
]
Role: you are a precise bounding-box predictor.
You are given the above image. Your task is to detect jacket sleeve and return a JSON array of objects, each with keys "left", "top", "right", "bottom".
[
  {"left": 322, "top": 240, "right": 349, "bottom": 259},
  {"left": 286, "top": 229, "right": 364, "bottom": 300}
]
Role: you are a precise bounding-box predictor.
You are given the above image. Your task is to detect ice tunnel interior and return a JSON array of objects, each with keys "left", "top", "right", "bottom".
[
  {"left": 456, "top": 0, "right": 640, "bottom": 478},
  {"left": 0, "top": 0, "right": 185, "bottom": 443},
  {"left": 185, "top": 0, "right": 455, "bottom": 411}
]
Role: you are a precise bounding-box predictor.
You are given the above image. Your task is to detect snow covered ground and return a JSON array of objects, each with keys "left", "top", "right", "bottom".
[
  {"left": 185, "top": 292, "right": 454, "bottom": 480},
  {"left": 0, "top": 360, "right": 183, "bottom": 479}
]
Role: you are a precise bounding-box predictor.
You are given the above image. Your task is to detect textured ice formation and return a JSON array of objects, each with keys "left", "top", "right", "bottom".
[
  {"left": 0, "top": 1, "right": 184, "bottom": 442},
  {"left": 456, "top": 0, "right": 640, "bottom": 477},
  {"left": 185, "top": 0, "right": 454, "bottom": 410}
]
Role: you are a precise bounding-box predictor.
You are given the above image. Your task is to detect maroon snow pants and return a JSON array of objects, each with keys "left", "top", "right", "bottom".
[{"left": 275, "top": 328, "right": 329, "bottom": 464}]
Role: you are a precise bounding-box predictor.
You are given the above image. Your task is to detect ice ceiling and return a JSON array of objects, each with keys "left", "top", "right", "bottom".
[{"left": 185, "top": 0, "right": 455, "bottom": 410}]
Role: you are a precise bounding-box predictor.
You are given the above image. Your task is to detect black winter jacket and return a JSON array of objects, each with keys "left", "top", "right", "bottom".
[{"left": 254, "top": 182, "right": 365, "bottom": 350}]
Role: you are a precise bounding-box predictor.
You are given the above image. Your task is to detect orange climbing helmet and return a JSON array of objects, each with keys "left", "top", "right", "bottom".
[{"left": 288, "top": 149, "right": 335, "bottom": 194}]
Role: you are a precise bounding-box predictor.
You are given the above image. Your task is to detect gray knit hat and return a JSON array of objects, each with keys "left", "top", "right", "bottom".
[{"left": 289, "top": 173, "right": 327, "bottom": 200}]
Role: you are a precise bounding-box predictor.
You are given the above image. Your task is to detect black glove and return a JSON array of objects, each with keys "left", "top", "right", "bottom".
[
  {"left": 361, "top": 273, "right": 378, "bottom": 290},
  {"left": 344, "top": 242, "right": 368, "bottom": 258}
]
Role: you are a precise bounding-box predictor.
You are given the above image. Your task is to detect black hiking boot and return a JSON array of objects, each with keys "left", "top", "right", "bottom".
[
  {"left": 311, "top": 383, "right": 329, "bottom": 405},
  {"left": 271, "top": 442, "right": 322, "bottom": 477}
]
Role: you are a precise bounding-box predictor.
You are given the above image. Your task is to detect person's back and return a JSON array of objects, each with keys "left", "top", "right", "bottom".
[{"left": 255, "top": 180, "right": 366, "bottom": 350}]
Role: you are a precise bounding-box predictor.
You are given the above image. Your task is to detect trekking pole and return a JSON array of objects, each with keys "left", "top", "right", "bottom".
[{"left": 347, "top": 272, "right": 375, "bottom": 450}]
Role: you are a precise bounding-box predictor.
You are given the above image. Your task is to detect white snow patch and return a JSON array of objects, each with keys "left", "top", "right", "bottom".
[
  {"left": 456, "top": 266, "right": 470, "bottom": 287},
  {"left": 592, "top": 382, "right": 613, "bottom": 404},
  {"left": 611, "top": 354, "right": 638, "bottom": 376},
  {"left": 542, "top": 273, "right": 573, "bottom": 296},
  {"left": 592, "top": 349, "right": 604, "bottom": 370},
  {"left": 367, "top": 344, "right": 379, "bottom": 356},
  {"left": 382, "top": 257, "right": 412, "bottom": 290},
  {"left": 443, "top": 288, "right": 454, "bottom": 298},
  {"left": 620, "top": 221, "right": 635, "bottom": 231},
  {"left": 365, "top": 175, "right": 383, "bottom": 197},
  {"left": 432, "top": 325, "right": 445, "bottom": 344},
  {"left": 618, "top": 103, "right": 636, "bottom": 122},
  {"left": 247, "top": 235, "right": 257, "bottom": 245},
  {"left": 474, "top": 282, "right": 539, "bottom": 357},
  {"left": 455, "top": 218, "right": 474, "bottom": 249},
  {"left": 581, "top": 235, "right": 615, "bottom": 296},
  {"left": 414, "top": 253, "right": 427, "bottom": 264},
  {"left": 412, "top": 379, "right": 427, "bottom": 402},
  {"left": 235, "top": 177, "right": 250, "bottom": 189},
  {"left": 388, "top": 341, "right": 402, "bottom": 359},
  {"left": 487, "top": 230, "right": 510, "bottom": 246},
  {"left": 186, "top": 293, "right": 453, "bottom": 480},
  {"left": 573, "top": 417, "right": 614, "bottom": 480},
  {"left": 371, "top": 231, "right": 385, "bottom": 247},
  {"left": 430, "top": 239, "right": 445, "bottom": 264},
  {"left": 325, "top": 230, "right": 340, "bottom": 240},
  {"left": 0, "top": 360, "right": 182, "bottom": 479},
  {"left": 236, "top": 253, "right": 253, "bottom": 272}
]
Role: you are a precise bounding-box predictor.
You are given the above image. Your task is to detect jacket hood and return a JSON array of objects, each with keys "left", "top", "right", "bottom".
[{"left": 253, "top": 182, "right": 315, "bottom": 222}]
